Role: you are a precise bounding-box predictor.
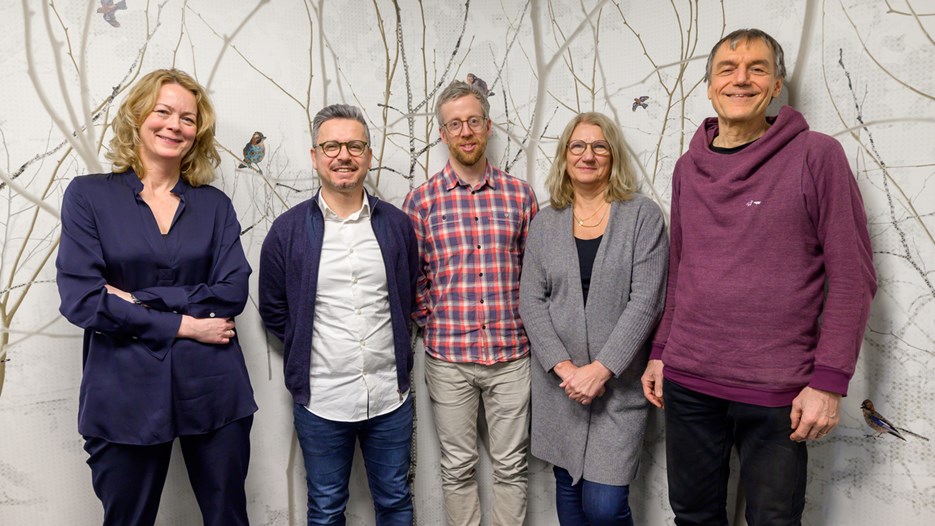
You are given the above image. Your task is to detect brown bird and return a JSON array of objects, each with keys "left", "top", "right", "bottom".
[{"left": 98, "top": 0, "right": 127, "bottom": 28}]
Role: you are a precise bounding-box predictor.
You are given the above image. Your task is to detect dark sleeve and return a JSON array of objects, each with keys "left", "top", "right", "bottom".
[
  {"left": 258, "top": 223, "right": 288, "bottom": 342},
  {"left": 56, "top": 179, "right": 181, "bottom": 359},
  {"left": 132, "top": 198, "right": 251, "bottom": 318},
  {"left": 405, "top": 215, "right": 419, "bottom": 317}
]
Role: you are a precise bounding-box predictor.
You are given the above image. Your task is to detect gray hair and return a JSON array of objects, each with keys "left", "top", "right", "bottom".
[
  {"left": 311, "top": 104, "right": 371, "bottom": 145},
  {"left": 434, "top": 80, "right": 490, "bottom": 127},
  {"left": 704, "top": 28, "right": 786, "bottom": 83}
]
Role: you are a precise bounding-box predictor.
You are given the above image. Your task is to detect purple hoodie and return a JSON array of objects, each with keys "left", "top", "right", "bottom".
[{"left": 651, "top": 106, "right": 876, "bottom": 407}]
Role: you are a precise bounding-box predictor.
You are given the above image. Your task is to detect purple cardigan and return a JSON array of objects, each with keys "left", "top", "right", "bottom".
[
  {"left": 258, "top": 191, "right": 418, "bottom": 406},
  {"left": 652, "top": 106, "right": 877, "bottom": 406}
]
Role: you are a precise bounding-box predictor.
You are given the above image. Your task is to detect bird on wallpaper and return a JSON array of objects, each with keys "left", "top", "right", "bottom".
[
  {"left": 467, "top": 73, "right": 495, "bottom": 98},
  {"left": 98, "top": 0, "right": 127, "bottom": 28},
  {"left": 860, "top": 399, "right": 930, "bottom": 441},
  {"left": 239, "top": 131, "right": 267, "bottom": 172},
  {"left": 632, "top": 95, "right": 650, "bottom": 112}
]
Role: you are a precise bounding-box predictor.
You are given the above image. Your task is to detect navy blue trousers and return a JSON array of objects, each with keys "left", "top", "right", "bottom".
[
  {"left": 664, "top": 380, "right": 806, "bottom": 526},
  {"left": 83, "top": 415, "right": 252, "bottom": 526}
]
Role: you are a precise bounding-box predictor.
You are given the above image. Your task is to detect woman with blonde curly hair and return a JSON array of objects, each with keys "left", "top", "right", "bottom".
[
  {"left": 56, "top": 69, "right": 256, "bottom": 526},
  {"left": 520, "top": 112, "right": 668, "bottom": 525}
]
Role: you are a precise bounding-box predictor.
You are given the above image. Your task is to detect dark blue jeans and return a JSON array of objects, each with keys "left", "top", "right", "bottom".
[
  {"left": 664, "top": 380, "right": 807, "bottom": 526},
  {"left": 553, "top": 466, "right": 634, "bottom": 526},
  {"left": 292, "top": 396, "right": 414, "bottom": 526}
]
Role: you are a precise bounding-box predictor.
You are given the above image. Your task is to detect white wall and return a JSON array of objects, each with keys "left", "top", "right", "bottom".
[{"left": 1, "top": 1, "right": 933, "bottom": 524}]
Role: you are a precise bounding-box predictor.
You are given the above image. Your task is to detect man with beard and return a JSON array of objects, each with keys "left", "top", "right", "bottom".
[
  {"left": 259, "top": 104, "right": 418, "bottom": 525},
  {"left": 403, "top": 81, "right": 538, "bottom": 526}
]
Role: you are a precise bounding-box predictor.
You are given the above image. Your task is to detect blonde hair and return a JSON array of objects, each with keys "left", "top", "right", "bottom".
[
  {"left": 545, "top": 112, "right": 637, "bottom": 209},
  {"left": 107, "top": 69, "right": 220, "bottom": 186}
]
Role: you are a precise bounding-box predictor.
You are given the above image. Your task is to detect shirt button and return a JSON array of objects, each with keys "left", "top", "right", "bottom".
[
  {"left": 172, "top": 310, "right": 178, "bottom": 314},
  {"left": 479, "top": 299, "right": 484, "bottom": 304},
  {"left": 356, "top": 309, "right": 363, "bottom": 315},
  {"left": 481, "top": 324, "right": 487, "bottom": 330},
  {"left": 474, "top": 217, "right": 479, "bottom": 221},
  {"left": 476, "top": 245, "right": 481, "bottom": 249},
  {"left": 209, "top": 312, "right": 216, "bottom": 318},
  {"left": 479, "top": 272, "right": 483, "bottom": 277}
]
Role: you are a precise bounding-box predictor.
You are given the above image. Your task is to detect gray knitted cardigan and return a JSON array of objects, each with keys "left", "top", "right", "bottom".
[{"left": 519, "top": 195, "right": 668, "bottom": 485}]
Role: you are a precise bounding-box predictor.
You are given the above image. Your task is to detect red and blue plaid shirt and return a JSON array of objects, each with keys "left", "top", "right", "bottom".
[{"left": 403, "top": 161, "right": 538, "bottom": 364}]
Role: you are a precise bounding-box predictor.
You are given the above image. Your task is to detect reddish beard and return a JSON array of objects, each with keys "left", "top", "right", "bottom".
[{"left": 448, "top": 136, "right": 487, "bottom": 167}]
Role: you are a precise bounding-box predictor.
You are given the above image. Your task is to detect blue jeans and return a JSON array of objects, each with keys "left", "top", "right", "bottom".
[
  {"left": 553, "top": 466, "right": 634, "bottom": 526},
  {"left": 664, "top": 380, "right": 807, "bottom": 526},
  {"left": 292, "top": 396, "right": 414, "bottom": 526}
]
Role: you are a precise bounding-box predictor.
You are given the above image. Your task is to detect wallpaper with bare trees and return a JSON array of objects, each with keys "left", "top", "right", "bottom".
[{"left": 1, "top": 1, "right": 933, "bottom": 525}]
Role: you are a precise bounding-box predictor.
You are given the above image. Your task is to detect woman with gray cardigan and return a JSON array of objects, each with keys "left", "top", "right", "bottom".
[{"left": 519, "top": 112, "right": 668, "bottom": 525}]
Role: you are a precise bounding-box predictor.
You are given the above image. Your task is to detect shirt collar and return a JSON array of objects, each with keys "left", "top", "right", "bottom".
[
  {"left": 121, "top": 169, "right": 189, "bottom": 196},
  {"left": 317, "top": 190, "right": 371, "bottom": 221},
  {"left": 442, "top": 160, "right": 499, "bottom": 192}
]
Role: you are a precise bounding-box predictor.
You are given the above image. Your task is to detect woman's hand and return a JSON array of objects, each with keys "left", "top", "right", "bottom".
[
  {"left": 177, "top": 315, "right": 236, "bottom": 345},
  {"left": 104, "top": 284, "right": 134, "bottom": 303},
  {"left": 560, "top": 361, "right": 612, "bottom": 405}
]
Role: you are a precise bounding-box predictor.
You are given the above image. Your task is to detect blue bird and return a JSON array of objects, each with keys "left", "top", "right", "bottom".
[
  {"left": 239, "top": 131, "right": 267, "bottom": 171},
  {"left": 632, "top": 95, "right": 649, "bottom": 112},
  {"left": 861, "top": 399, "right": 929, "bottom": 441}
]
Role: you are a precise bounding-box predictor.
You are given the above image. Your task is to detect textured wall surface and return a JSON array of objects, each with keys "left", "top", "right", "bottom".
[{"left": 1, "top": 1, "right": 933, "bottom": 524}]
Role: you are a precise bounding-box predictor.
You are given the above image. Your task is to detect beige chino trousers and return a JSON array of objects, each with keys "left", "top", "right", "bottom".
[{"left": 423, "top": 354, "right": 531, "bottom": 526}]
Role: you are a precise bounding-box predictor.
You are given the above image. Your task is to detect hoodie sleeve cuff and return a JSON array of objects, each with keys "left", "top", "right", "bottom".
[{"left": 808, "top": 365, "right": 851, "bottom": 396}]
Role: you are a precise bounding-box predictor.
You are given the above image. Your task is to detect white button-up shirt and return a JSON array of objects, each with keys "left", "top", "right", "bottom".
[{"left": 306, "top": 193, "right": 405, "bottom": 422}]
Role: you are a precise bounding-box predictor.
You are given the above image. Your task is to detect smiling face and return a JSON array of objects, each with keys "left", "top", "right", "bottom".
[
  {"left": 439, "top": 94, "right": 491, "bottom": 170},
  {"left": 138, "top": 83, "right": 198, "bottom": 171},
  {"left": 311, "top": 118, "right": 371, "bottom": 195},
  {"left": 565, "top": 123, "right": 611, "bottom": 192},
  {"left": 707, "top": 37, "right": 782, "bottom": 130}
]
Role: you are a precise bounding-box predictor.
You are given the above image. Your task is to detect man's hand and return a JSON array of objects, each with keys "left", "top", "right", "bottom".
[
  {"left": 641, "top": 359, "right": 665, "bottom": 408},
  {"left": 560, "top": 361, "right": 612, "bottom": 405},
  {"left": 790, "top": 386, "right": 841, "bottom": 442}
]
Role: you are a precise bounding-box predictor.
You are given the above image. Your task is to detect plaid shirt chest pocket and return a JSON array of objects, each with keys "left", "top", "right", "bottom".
[{"left": 484, "top": 208, "right": 523, "bottom": 252}]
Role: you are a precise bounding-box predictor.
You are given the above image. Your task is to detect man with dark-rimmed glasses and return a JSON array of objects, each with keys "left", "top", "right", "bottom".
[
  {"left": 259, "top": 104, "right": 418, "bottom": 525},
  {"left": 403, "top": 81, "right": 538, "bottom": 526}
]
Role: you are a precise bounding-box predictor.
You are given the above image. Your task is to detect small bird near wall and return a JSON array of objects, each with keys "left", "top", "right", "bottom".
[
  {"left": 632, "top": 95, "right": 649, "bottom": 112},
  {"left": 467, "top": 73, "right": 495, "bottom": 98},
  {"left": 239, "top": 131, "right": 267, "bottom": 173},
  {"left": 99, "top": 0, "right": 127, "bottom": 28},
  {"left": 860, "top": 399, "right": 929, "bottom": 442}
]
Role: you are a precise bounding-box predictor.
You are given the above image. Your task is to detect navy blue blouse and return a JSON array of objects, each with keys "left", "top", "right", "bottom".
[{"left": 56, "top": 171, "right": 257, "bottom": 445}]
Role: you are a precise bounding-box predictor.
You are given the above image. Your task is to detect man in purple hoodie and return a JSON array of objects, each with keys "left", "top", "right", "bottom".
[{"left": 641, "top": 29, "right": 876, "bottom": 525}]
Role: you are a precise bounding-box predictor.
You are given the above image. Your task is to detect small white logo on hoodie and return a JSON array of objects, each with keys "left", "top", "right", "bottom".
[{"left": 746, "top": 200, "right": 762, "bottom": 207}]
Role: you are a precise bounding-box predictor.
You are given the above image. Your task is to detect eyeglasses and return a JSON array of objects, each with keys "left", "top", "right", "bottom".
[
  {"left": 317, "top": 140, "right": 369, "bottom": 158},
  {"left": 442, "top": 116, "right": 487, "bottom": 134},
  {"left": 567, "top": 140, "right": 611, "bottom": 157}
]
